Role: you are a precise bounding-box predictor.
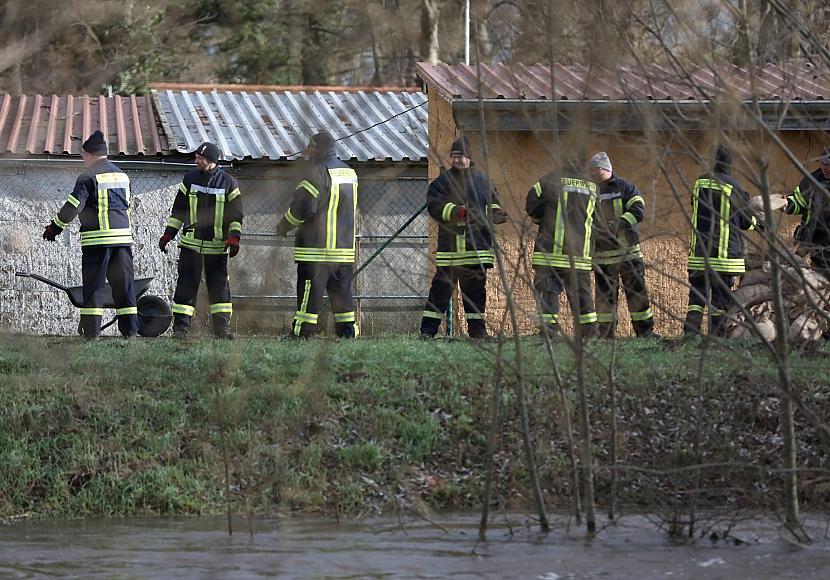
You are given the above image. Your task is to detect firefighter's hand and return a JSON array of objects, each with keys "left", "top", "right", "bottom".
[
  {"left": 276, "top": 218, "right": 292, "bottom": 237},
  {"left": 492, "top": 208, "right": 508, "bottom": 225},
  {"left": 42, "top": 223, "right": 60, "bottom": 242},
  {"left": 158, "top": 233, "right": 173, "bottom": 253},
  {"left": 225, "top": 235, "right": 240, "bottom": 258}
]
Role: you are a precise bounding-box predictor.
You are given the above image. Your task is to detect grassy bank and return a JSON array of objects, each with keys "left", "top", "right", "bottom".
[{"left": 1, "top": 335, "right": 828, "bottom": 520}]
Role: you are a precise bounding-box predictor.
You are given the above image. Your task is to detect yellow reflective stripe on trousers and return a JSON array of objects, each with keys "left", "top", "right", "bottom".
[
  {"left": 214, "top": 193, "right": 226, "bottom": 241},
  {"left": 172, "top": 303, "right": 195, "bottom": 316},
  {"left": 630, "top": 307, "right": 653, "bottom": 321},
  {"left": 294, "top": 279, "right": 314, "bottom": 336},
  {"left": 579, "top": 312, "right": 598, "bottom": 324},
  {"left": 687, "top": 304, "right": 705, "bottom": 313},
  {"left": 466, "top": 313, "right": 485, "bottom": 320},
  {"left": 80, "top": 307, "right": 105, "bottom": 316},
  {"left": 80, "top": 228, "right": 133, "bottom": 246},
  {"left": 209, "top": 303, "right": 233, "bottom": 315},
  {"left": 334, "top": 311, "right": 356, "bottom": 323},
  {"left": 541, "top": 313, "right": 559, "bottom": 323},
  {"left": 116, "top": 307, "right": 138, "bottom": 315},
  {"left": 687, "top": 256, "right": 745, "bottom": 273},
  {"left": 422, "top": 310, "right": 443, "bottom": 319},
  {"left": 596, "top": 312, "right": 616, "bottom": 323}
]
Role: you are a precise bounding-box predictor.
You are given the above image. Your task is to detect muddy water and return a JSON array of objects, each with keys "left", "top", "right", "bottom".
[{"left": 1, "top": 514, "right": 828, "bottom": 579}]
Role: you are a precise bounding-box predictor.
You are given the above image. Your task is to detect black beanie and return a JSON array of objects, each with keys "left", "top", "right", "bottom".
[
  {"left": 195, "top": 142, "right": 221, "bottom": 163},
  {"left": 82, "top": 130, "right": 108, "bottom": 155},
  {"left": 450, "top": 136, "right": 472, "bottom": 158},
  {"left": 308, "top": 131, "right": 335, "bottom": 154},
  {"left": 714, "top": 144, "right": 732, "bottom": 169}
]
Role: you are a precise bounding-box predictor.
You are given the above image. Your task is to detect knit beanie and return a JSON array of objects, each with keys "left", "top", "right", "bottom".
[
  {"left": 308, "top": 131, "right": 336, "bottom": 154},
  {"left": 588, "top": 151, "right": 612, "bottom": 172},
  {"left": 714, "top": 144, "right": 732, "bottom": 171},
  {"left": 450, "top": 136, "right": 472, "bottom": 158},
  {"left": 818, "top": 145, "right": 830, "bottom": 163},
  {"left": 195, "top": 142, "right": 221, "bottom": 163},
  {"left": 82, "top": 130, "right": 108, "bottom": 155}
]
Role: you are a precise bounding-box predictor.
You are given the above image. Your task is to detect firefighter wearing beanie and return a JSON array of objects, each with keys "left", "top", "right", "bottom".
[
  {"left": 588, "top": 151, "right": 655, "bottom": 338},
  {"left": 419, "top": 136, "right": 508, "bottom": 339},
  {"left": 685, "top": 144, "right": 759, "bottom": 337},
  {"left": 159, "top": 141, "right": 244, "bottom": 339},
  {"left": 42, "top": 130, "right": 138, "bottom": 339}
]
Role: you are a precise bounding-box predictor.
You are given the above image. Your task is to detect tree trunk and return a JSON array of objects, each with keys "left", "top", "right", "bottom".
[{"left": 421, "top": 0, "right": 439, "bottom": 65}]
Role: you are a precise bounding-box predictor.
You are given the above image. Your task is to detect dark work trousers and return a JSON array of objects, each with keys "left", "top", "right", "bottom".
[
  {"left": 420, "top": 265, "right": 488, "bottom": 338},
  {"left": 172, "top": 248, "right": 232, "bottom": 335},
  {"left": 594, "top": 258, "right": 655, "bottom": 338},
  {"left": 293, "top": 262, "right": 357, "bottom": 338},
  {"left": 533, "top": 266, "right": 597, "bottom": 338},
  {"left": 80, "top": 246, "right": 138, "bottom": 338},
  {"left": 684, "top": 270, "right": 736, "bottom": 337}
]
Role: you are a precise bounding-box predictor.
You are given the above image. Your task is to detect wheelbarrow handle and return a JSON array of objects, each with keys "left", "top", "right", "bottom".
[{"left": 15, "top": 271, "right": 69, "bottom": 293}]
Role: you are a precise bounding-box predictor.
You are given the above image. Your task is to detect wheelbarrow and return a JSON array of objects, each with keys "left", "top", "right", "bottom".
[{"left": 15, "top": 271, "right": 172, "bottom": 337}]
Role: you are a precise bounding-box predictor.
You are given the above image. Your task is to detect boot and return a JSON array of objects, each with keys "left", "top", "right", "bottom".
[
  {"left": 212, "top": 315, "right": 234, "bottom": 340},
  {"left": 683, "top": 311, "right": 703, "bottom": 337}
]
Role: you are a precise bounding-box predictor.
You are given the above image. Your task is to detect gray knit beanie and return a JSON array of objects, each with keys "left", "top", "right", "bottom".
[{"left": 588, "top": 151, "right": 612, "bottom": 172}]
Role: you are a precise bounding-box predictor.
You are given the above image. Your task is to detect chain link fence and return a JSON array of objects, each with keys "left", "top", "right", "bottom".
[{"left": 0, "top": 160, "right": 428, "bottom": 336}]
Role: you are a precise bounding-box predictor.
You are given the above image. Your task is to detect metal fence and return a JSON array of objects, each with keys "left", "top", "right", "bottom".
[{"left": 0, "top": 159, "right": 429, "bottom": 336}]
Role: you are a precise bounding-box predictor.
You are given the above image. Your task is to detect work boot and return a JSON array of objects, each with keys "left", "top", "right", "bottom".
[
  {"left": 172, "top": 328, "right": 188, "bottom": 340},
  {"left": 683, "top": 311, "right": 703, "bottom": 337}
]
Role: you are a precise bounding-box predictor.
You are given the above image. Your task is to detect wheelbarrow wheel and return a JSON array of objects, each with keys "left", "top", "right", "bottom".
[{"left": 137, "top": 295, "right": 173, "bottom": 337}]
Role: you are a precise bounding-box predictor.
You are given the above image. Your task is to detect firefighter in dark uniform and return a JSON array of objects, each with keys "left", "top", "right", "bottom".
[
  {"left": 42, "top": 130, "right": 138, "bottom": 339},
  {"left": 159, "top": 142, "right": 243, "bottom": 339},
  {"left": 684, "top": 144, "right": 758, "bottom": 337},
  {"left": 276, "top": 131, "right": 359, "bottom": 338},
  {"left": 526, "top": 161, "right": 598, "bottom": 338},
  {"left": 588, "top": 152, "right": 655, "bottom": 338},
  {"left": 419, "top": 137, "right": 507, "bottom": 339},
  {"left": 783, "top": 145, "right": 830, "bottom": 278}
]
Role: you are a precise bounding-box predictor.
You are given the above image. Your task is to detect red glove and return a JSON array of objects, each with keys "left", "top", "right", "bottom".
[
  {"left": 225, "top": 235, "right": 240, "bottom": 258},
  {"left": 42, "top": 223, "right": 61, "bottom": 241},
  {"left": 159, "top": 233, "right": 173, "bottom": 253},
  {"left": 457, "top": 206, "right": 467, "bottom": 219}
]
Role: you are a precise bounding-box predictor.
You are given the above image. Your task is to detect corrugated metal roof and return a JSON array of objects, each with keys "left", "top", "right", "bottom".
[
  {"left": 0, "top": 94, "right": 165, "bottom": 156},
  {"left": 417, "top": 62, "right": 830, "bottom": 102},
  {"left": 152, "top": 86, "right": 428, "bottom": 162}
]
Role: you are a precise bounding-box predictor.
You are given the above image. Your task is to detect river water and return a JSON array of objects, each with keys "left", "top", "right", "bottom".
[{"left": 1, "top": 513, "right": 828, "bottom": 579}]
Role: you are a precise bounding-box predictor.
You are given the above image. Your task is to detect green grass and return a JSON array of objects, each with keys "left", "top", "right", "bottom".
[{"left": 0, "top": 334, "right": 828, "bottom": 519}]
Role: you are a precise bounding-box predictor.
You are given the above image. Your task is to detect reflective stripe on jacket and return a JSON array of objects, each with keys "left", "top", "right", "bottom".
[
  {"left": 527, "top": 174, "right": 597, "bottom": 271},
  {"left": 427, "top": 166, "right": 503, "bottom": 267},
  {"left": 52, "top": 159, "right": 133, "bottom": 248},
  {"left": 164, "top": 167, "right": 243, "bottom": 255},
  {"left": 283, "top": 153, "right": 358, "bottom": 263},
  {"left": 592, "top": 173, "right": 645, "bottom": 265},
  {"left": 688, "top": 172, "right": 756, "bottom": 274}
]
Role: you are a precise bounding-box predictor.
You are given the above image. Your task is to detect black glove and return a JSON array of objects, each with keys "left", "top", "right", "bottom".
[
  {"left": 42, "top": 223, "right": 61, "bottom": 241},
  {"left": 492, "top": 208, "right": 508, "bottom": 225},
  {"left": 276, "top": 218, "right": 293, "bottom": 237}
]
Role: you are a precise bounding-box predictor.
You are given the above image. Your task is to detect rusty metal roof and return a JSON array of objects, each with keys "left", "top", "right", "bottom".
[
  {"left": 416, "top": 62, "right": 830, "bottom": 102},
  {"left": 0, "top": 94, "right": 166, "bottom": 156},
  {"left": 153, "top": 86, "right": 428, "bottom": 162}
]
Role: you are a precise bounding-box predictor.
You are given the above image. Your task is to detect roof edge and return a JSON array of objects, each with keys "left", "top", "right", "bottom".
[{"left": 150, "top": 82, "right": 423, "bottom": 94}]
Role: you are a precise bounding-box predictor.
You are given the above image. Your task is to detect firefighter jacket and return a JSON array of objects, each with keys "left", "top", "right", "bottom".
[
  {"left": 526, "top": 173, "right": 597, "bottom": 271},
  {"left": 688, "top": 171, "right": 757, "bottom": 274},
  {"left": 785, "top": 168, "right": 830, "bottom": 255},
  {"left": 427, "top": 165, "right": 505, "bottom": 267},
  {"left": 51, "top": 159, "right": 132, "bottom": 248},
  {"left": 592, "top": 173, "right": 645, "bottom": 265},
  {"left": 164, "top": 166, "right": 243, "bottom": 255},
  {"left": 279, "top": 152, "right": 358, "bottom": 263}
]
